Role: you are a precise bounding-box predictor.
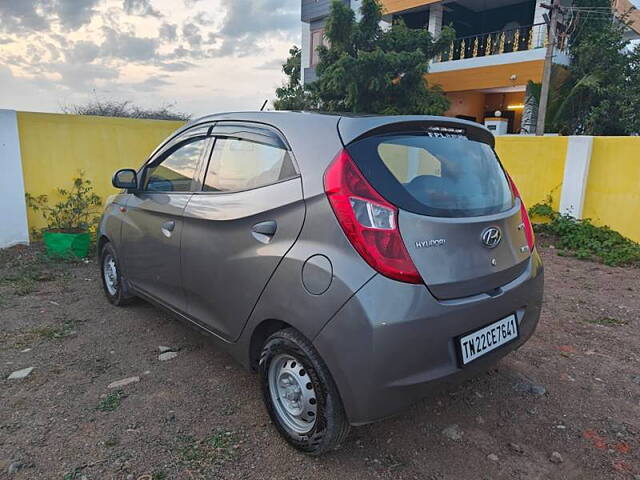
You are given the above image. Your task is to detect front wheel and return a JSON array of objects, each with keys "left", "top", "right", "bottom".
[
  {"left": 100, "top": 242, "right": 135, "bottom": 306},
  {"left": 259, "top": 328, "right": 350, "bottom": 455}
]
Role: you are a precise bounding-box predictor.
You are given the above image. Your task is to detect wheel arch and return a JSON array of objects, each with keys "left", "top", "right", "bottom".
[
  {"left": 248, "top": 318, "right": 293, "bottom": 371},
  {"left": 97, "top": 234, "right": 111, "bottom": 257}
]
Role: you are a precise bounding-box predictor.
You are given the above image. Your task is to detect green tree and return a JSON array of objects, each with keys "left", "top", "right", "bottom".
[
  {"left": 273, "top": 46, "right": 316, "bottom": 110},
  {"left": 551, "top": 0, "right": 639, "bottom": 134},
  {"left": 314, "top": 0, "right": 454, "bottom": 114}
]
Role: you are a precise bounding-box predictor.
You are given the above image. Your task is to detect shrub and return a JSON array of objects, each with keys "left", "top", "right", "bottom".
[
  {"left": 529, "top": 197, "right": 640, "bottom": 267},
  {"left": 25, "top": 174, "right": 102, "bottom": 233}
]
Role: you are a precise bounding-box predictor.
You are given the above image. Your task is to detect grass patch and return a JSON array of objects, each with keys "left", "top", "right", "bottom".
[
  {"left": 178, "top": 430, "right": 238, "bottom": 467},
  {"left": 530, "top": 197, "right": 640, "bottom": 267},
  {"left": 0, "top": 244, "right": 84, "bottom": 297},
  {"left": 97, "top": 390, "right": 126, "bottom": 412},
  {"left": 63, "top": 470, "right": 81, "bottom": 480},
  {"left": 30, "top": 320, "right": 76, "bottom": 340},
  {"left": 586, "top": 316, "right": 629, "bottom": 327}
]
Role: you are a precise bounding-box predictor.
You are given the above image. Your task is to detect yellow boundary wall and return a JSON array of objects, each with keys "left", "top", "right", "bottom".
[
  {"left": 583, "top": 137, "right": 640, "bottom": 243},
  {"left": 11, "top": 112, "right": 640, "bottom": 243},
  {"left": 17, "top": 112, "right": 183, "bottom": 232}
]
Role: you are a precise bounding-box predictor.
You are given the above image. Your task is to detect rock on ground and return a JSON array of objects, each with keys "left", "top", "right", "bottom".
[
  {"left": 549, "top": 451, "right": 564, "bottom": 464},
  {"left": 107, "top": 376, "right": 140, "bottom": 389},
  {"left": 7, "top": 367, "right": 34, "bottom": 380},
  {"left": 158, "top": 351, "right": 178, "bottom": 361},
  {"left": 442, "top": 424, "right": 463, "bottom": 441}
]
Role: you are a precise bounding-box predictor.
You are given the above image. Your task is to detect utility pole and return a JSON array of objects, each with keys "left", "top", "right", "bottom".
[{"left": 536, "top": 0, "right": 561, "bottom": 136}]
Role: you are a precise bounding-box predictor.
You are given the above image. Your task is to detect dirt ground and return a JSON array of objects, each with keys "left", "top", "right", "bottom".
[{"left": 1, "top": 239, "right": 639, "bottom": 480}]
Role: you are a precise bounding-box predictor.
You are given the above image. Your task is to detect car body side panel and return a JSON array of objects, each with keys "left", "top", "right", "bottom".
[
  {"left": 232, "top": 192, "right": 377, "bottom": 369},
  {"left": 180, "top": 178, "right": 306, "bottom": 341},
  {"left": 98, "top": 194, "right": 130, "bottom": 253},
  {"left": 313, "top": 250, "right": 544, "bottom": 425},
  {"left": 120, "top": 192, "right": 191, "bottom": 311}
]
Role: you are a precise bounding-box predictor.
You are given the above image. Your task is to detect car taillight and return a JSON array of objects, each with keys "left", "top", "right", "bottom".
[
  {"left": 324, "top": 149, "right": 422, "bottom": 284},
  {"left": 507, "top": 174, "right": 535, "bottom": 251}
]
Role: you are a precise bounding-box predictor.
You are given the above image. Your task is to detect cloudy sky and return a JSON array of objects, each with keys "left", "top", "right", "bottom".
[{"left": 0, "top": 0, "right": 299, "bottom": 116}]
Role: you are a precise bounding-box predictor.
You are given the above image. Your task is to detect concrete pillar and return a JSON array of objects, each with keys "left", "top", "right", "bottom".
[
  {"left": 0, "top": 110, "right": 30, "bottom": 248},
  {"left": 428, "top": 2, "right": 443, "bottom": 38},
  {"left": 531, "top": 2, "right": 548, "bottom": 48},
  {"left": 559, "top": 136, "right": 594, "bottom": 219},
  {"left": 301, "top": 22, "right": 311, "bottom": 85}
]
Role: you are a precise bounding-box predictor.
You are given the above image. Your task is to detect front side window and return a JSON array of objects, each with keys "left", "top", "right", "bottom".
[
  {"left": 203, "top": 137, "right": 296, "bottom": 192},
  {"left": 144, "top": 137, "right": 208, "bottom": 192}
]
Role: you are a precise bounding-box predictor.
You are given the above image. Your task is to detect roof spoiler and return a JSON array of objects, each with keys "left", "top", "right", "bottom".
[{"left": 338, "top": 116, "right": 495, "bottom": 148}]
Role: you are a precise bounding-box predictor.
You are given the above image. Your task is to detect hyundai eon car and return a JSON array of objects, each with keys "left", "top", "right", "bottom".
[{"left": 98, "top": 112, "right": 544, "bottom": 455}]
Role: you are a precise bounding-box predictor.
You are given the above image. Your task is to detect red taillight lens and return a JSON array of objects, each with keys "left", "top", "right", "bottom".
[
  {"left": 324, "top": 149, "right": 422, "bottom": 284},
  {"left": 507, "top": 174, "right": 535, "bottom": 251}
]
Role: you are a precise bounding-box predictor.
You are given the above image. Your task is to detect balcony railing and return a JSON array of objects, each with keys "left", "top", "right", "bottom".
[{"left": 436, "top": 23, "right": 558, "bottom": 63}]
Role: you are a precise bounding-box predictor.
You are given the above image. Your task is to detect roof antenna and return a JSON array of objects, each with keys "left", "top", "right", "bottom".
[{"left": 260, "top": 99, "right": 268, "bottom": 111}]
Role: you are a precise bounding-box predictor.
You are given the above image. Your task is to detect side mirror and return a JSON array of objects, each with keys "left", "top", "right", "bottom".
[{"left": 112, "top": 169, "right": 138, "bottom": 190}]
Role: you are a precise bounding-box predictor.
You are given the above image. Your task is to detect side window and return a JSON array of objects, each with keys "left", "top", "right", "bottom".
[
  {"left": 203, "top": 137, "right": 296, "bottom": 192},
  {"left": 144, "top": 137, "right": 208, "bottom": 192}
]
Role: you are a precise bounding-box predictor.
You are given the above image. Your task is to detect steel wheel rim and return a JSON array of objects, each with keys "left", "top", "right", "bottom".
[
  {"left": 268, "top": 353, "right": 317, "bottom": 434},
  {"left": 103, "top": 253, "right": 118, "bottom": 296}
]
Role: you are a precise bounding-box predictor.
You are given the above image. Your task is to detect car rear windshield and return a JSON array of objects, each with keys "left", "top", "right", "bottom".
[{"left": 346, "top": 133, "right": 514, "bottom": 218}]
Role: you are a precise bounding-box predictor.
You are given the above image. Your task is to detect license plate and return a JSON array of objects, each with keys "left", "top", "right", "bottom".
[{"left": 458, "top": 314, "right": 519, "bottom": 365}]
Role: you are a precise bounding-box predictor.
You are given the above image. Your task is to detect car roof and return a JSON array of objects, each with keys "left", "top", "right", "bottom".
[{"left": 184, "top": 111, "right": 495, "bottom": 148}]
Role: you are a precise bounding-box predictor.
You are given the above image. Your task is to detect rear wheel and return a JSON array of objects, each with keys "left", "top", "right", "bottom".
[
  {"left": 100, "top": 242, "right": 135, "bottom": 306},
  {"left": 259, "top": 328, "right": 350, "bottom": 455}
]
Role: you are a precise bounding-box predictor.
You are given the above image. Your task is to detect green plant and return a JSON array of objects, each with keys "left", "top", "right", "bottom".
[
  {"left": 25, "top": 174, "right": 102, "bottom": 233},
  {"left": 178, "top": 430, "right": 238, "bottom": 466},
  {"left": 313, "top": 0, "right": 455, "bottom": 114},
  {"left": 63, "top": 469, "right": 81, "bottom": 480},
  {"left": 529, "top": 197, "right": 640, "bottom": 267},
  {"left": 587, "top": 316, "right": 629, "bottom": 326},
  {"left": 30, "top": 320, "right": 76, "bottom": 340},
  {"left": 275, "top": 0, "right": 454, "bottom": 114},
  {"left": 274, "top": 46, "right": 317, "bottom": 110},
  {"left": 97, "top": 390, "right": 126, "bottom": 412}
]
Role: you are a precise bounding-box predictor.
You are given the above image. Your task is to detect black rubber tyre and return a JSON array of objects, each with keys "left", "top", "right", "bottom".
[
  {"left": 259, "top": 328, "right": 350, "bottom": 455},
  {"left": 99, "top": 242, "right": 136, "bottom": 306}
]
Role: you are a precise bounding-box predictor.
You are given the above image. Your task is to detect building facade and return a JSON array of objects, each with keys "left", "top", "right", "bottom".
[{"left": 301, "top": 0, "right": 640, "bottom": 134}]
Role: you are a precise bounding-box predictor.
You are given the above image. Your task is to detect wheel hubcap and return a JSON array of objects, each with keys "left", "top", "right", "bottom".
[
  {"left": 103, "top": 254, "right": 118, "bottom": 296},
  {"left": 268, "top": 354, "right": 317, "bottom": 434}
]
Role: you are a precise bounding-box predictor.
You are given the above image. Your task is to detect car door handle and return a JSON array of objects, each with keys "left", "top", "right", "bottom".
[
  {"left": 162, "top": 220, "right": 176, "bottom": 232},
  {"left": 161, "top": 220, "right": 176, "bottom": 238},
  {"left": 252, "top": 220, "right": 277, "bottom": 236}
]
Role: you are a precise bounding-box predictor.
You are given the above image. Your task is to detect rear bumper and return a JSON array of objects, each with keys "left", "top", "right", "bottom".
[{"left": 313, "top": 251, "right": 544, "bottom": 425}]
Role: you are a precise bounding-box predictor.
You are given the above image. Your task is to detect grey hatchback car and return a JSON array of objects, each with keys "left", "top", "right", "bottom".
[{"left": 99, "top": 112, "right": 543, "bottom": 455}]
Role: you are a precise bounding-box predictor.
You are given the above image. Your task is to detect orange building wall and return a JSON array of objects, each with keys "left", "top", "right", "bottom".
[
  {"left": 381, "top": 0, "right": 440, "bottom": 14},
  {"left": 427, "top": 60, "right": 544, "bottom": 92},
  {"left": 443, "top": 91, "right": 525, "bottom": 131},
  {"left": 445, "top": 91, "right": 486, "bottom": 123}
]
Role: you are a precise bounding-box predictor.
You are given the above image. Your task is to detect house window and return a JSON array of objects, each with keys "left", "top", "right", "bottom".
[{"left": 310, "top": 28, "right": 326, "bottom": 66}]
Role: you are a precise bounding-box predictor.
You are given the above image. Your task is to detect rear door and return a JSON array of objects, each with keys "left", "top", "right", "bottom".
[
  {"left": 346, "top": 127, "right": 531, "bottom": 300},
  {"left": 121, "top": 127, "right": 212, "bottom": 311},
  {"left": 181, "top": 123, "right": 305, "bottom": 340}
]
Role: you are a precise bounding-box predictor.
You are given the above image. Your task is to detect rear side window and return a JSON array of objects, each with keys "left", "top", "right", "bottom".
[
  {"left": 347, "top": 134, "right": 513, "bottom": 217},
  {"left": 203, "top": 137, "right": 296, "bottom": 192}
]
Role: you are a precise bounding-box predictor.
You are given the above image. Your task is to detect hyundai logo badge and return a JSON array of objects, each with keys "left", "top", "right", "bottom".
[{"left": 481, "top": 227, "right": 502, "bottom": 249}]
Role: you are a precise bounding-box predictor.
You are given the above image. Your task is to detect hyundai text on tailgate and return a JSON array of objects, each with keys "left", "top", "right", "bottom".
[{"left": 98, "top": 112, "right": 544, "bottom": 455}]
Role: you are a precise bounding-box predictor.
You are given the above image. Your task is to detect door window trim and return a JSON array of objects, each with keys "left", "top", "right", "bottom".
[{"left": 140, "top": 134, "right": 212, "bottom": 194}]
